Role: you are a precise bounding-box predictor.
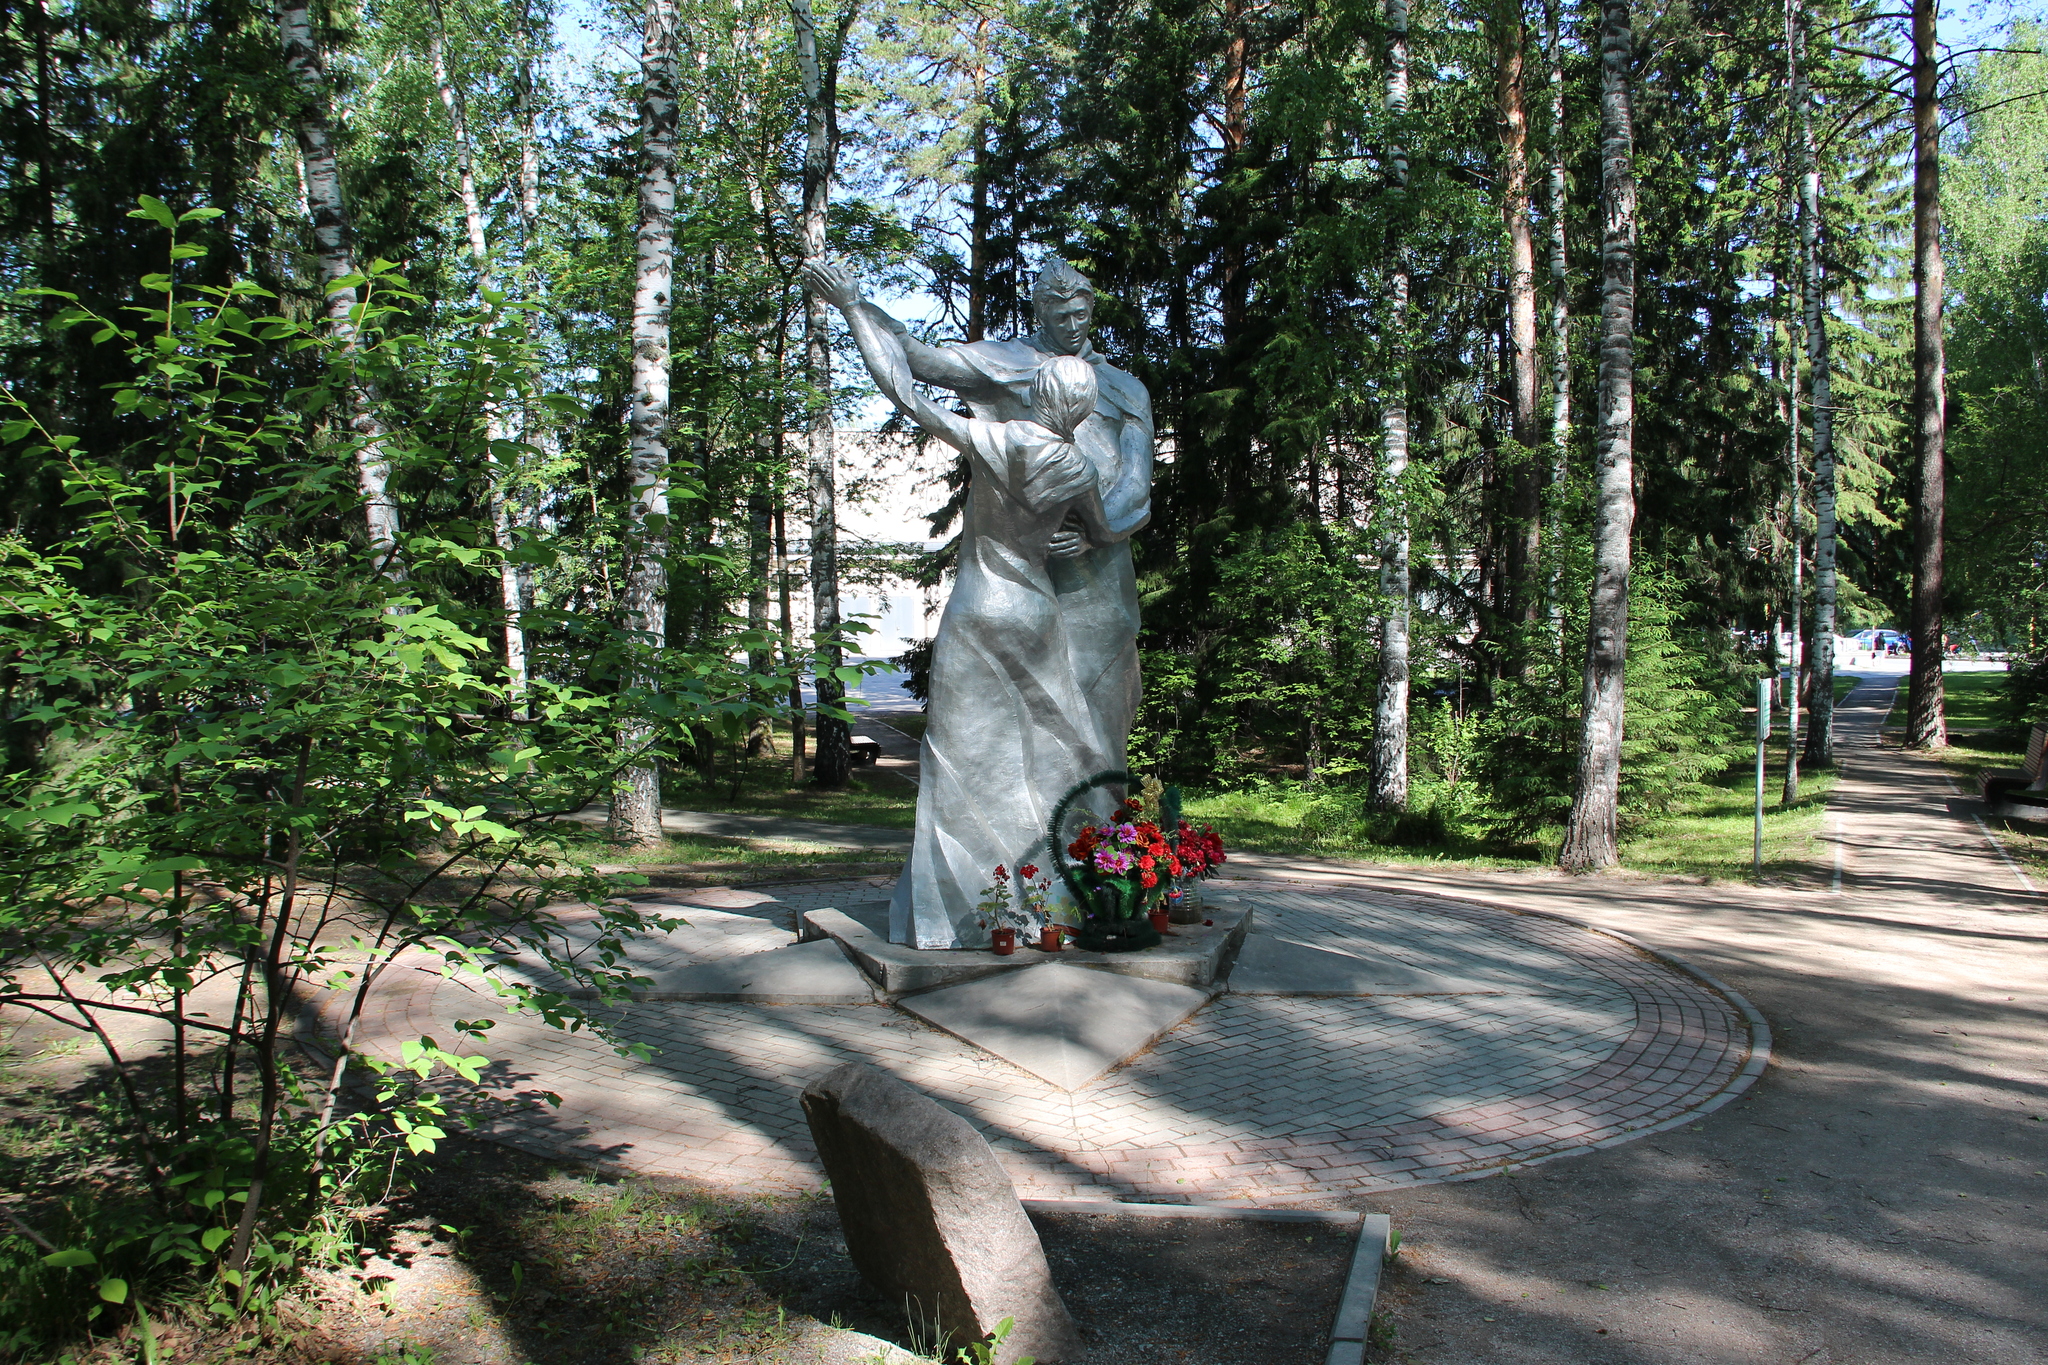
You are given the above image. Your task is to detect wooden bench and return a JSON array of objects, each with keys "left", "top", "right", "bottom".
[
  {"left": 1983, "top": 722, "right": 2048, "bottom": 824},
  {"left": 850, "top": 737, "right": 883, "bottom": 766}
]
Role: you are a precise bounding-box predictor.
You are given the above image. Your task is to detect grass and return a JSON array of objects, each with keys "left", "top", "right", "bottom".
[
  {"left": 531, "top": 825, "right": 902, "bottom": 886},
  {"left": 872, "top": 712, "right": 928, "bottom": 742},
  {"left": 1939, "top": 670, "right": 2016, "bottom": 733},
  {"left": 1618, "top": 740, "right": 1836, "bottom": 884},
  {"left": 1181, "top": 730, "right": 1838, "bottom": 885},
  {"left": 659, "top": 722, "right": 918, "bottom": 830},
  {"left": 1183, "top": 785, "right": 1525, "bottom": 870}
]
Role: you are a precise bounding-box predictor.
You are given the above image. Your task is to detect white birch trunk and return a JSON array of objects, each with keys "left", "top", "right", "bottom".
[
  {"left": 1543, "top": 0, "right": 1571, "bottom": 635},
  {"left": 1558, "top": 0, "right": 1637, "bottom": 873},
  {"left": 429, "top": 15, "right": 528, "bottom": 705},
  {"left": 610, "top": 0, "right": 681, "bottom": 846},
  {"left": 1795, "top": 2, "right": 1840, "bottom": 769},
  {"left": 278, "top": 0, "right": 403, "bottom": 577},
  {"left": 1370, "top": 0, "right": 1413, "bottom": 813}
]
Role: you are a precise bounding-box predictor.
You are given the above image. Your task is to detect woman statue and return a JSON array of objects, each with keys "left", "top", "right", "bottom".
[{"left": 813, "top": 265, "right": 1120, "bottom": 947}]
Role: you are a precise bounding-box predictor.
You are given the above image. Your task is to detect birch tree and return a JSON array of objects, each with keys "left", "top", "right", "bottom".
[
  {"left": 1369, "top": 0, "right": 1413, "bottom": 813},
  {"left": 1793, "top": 0, "right": 1841, "bottom": 771},
  {"left": 1559, "top": 0, "right": 1637, "bottom": 872},
  {"left": 611, "top": 0, "right": 681, "bottom": 846},
  {"left": 1544, "top": 0, "right": 1570, "bottom": 575},
  {"left": 278, "top": 0, "right": 404, "bottom": 575},
  {"left": 427, "top": 2, "right": 527, "bottom": 703}
]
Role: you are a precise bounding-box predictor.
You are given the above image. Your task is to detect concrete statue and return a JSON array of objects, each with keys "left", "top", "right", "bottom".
[{"left": 802, "top": 259, "right": 1153, "bottom": 949}]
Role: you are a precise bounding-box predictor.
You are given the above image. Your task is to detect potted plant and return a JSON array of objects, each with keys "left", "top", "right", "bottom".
[
  {"left": 1016, "top": 864, "right": 1063, "bottom": 950},
  {"left": 976, "top": 865, "right": 1043, "bottom": 955}
]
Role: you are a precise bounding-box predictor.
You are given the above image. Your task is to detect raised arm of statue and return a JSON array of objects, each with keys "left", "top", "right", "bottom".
[
  {"left": 801, "top": 260, "right": 989, "bottom": 396},
  {"left": 802, "top": 260, "right": 976, "bottom": 452}
]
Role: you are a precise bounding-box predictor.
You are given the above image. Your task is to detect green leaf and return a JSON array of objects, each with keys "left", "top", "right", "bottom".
[
  {"left": 200, "top": 1227, "right": 231, "bottom": 1253},
  {"left": 129, "top": 196, "right": 178, "bottom": 229},
  {"left": 179, "top": 206, "right": 226, "bottom": 222},
  {"left": 42, "top": 1247, "right": 96, "bottom": 1268},
  {"left": 97, "top": 1276, "right": 128, "bottom": 1304}
]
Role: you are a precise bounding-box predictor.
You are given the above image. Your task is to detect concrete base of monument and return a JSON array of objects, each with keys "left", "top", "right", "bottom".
[
  {"left": 798, "top": 899, "right": 1255, "bottom": 995},
  {"left": 900, "top": 963, "right": 1217, "bottom": 1091}
]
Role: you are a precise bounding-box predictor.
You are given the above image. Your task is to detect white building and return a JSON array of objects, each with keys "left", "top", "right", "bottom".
[{"left": 787, "top": 429, "right": 956, "bottom": 661}]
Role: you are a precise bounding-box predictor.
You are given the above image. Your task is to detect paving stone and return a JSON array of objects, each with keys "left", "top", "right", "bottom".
[
  {"left": 899, "top": 963, "right": 1216, "bottom": 1091},
  {"left": 322, "top": 873, "right": 1760, "bottom": 1203},
  {"left": 1228, "top": 933, "right": 1484, "bottom": 995}
]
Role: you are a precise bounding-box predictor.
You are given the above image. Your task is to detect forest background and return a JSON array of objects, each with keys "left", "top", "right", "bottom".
[{"left": 1, "top": 0, "right": 2047, "bottom": 858}]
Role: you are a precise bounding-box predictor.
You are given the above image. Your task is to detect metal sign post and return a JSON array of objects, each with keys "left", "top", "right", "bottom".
[{"left": 1753, "top": 676, "right": 1771, "bottom": 878}]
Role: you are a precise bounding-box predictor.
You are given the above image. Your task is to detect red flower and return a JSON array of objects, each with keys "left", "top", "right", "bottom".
[
  {"left": 1019, "top": 863, "right": 1039, "bottom": 880},
  {"left": 1140, "top": 870, "right": 1158, "bottom": 888},
  {"left": 994, "top": 865, "right": 1007, "bottom": 879},
  {"left": 1138, "top": 856, "right": 1154, "bottom": 871}
]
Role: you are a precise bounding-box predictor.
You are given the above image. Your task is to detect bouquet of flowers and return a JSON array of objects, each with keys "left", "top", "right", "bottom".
[
  {"left": 1170, "top": 819, "right": 1227, "bottom": 878},
  {"left": 1047, "top": 773, "right": 1182, "bottom": 950}
]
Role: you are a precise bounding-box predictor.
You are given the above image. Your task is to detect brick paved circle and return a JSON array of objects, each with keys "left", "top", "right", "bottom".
[{"left": 336, "top": 875, "right": 1765, "bottom": 1205}]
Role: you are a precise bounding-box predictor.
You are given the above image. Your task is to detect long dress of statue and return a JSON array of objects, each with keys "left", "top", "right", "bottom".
[{"left": 807, "top": 261, "right": 1153, "bottom": 949}]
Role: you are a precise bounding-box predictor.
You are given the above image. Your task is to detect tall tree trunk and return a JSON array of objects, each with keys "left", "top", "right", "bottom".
[
  {"left": 277, "top": 0, "right": 404, "bottom": 576},
  {"left": 776, "top": 497, "right": 806, "bottom": 783},
  {"left": 793, "top": 0, "right": 852, "bottom": 788},
  {"left": 516, "top": 13, "right": 543, "bottom": 238},
  {"left": 1543, "top": 0, "right": 1570, "bottom": 628},
  {"left": 1558, "top": 0, "right": 1637, "bottom": 873},
  {"left": 429, "top": 9, "right": 527, "bottom": 705},
  {"left": 1219, "top": 0, "right": 1252, "bottom": 339},
  {"left": 1371, "top": 0, "right": 1413, "bottom": 813},
  {"left": 1782, "top": 309, "right": 1803, "bottom": 805},
  {"left": 1496, "top": 0, "right": 1542, "bottom": 633},
  {"left": 610, "top": 0, "right": 681, "bottom": 846},
  {"left": 1906, "top": 0, "right": 1947, "bottom": 748},
  {"left": 1794, "top": 0, "right": 1840, "bottom": 772},
  {"left": 967, "top": 92, "right": 991, "bottom": 342}
]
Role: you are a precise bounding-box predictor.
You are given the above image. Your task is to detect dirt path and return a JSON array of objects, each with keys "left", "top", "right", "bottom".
[{"left": 1225, "top": 673, "right": 2048, "bottom": 1364}]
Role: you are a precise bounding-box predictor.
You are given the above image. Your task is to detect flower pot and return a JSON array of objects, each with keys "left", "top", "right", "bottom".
[
  {"left": 1148, "top": 908, "right": 1171, "bottom": 933},
  {"left": 1167, "top": 878, "right": 1205, "bottom": 925},
  {"left": 1039, "top": 925, "right": 1063, "bottom": 952},
  {"left": 991, "top": 928, "right": 1016, "bottom": 956}
]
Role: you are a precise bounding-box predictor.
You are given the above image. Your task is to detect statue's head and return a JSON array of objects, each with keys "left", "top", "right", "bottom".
[
  {"left": 1031, "top": 354, "right": 1098, "bottom": 439},
  {"left": 1030, "top": 261, "right": 1096, "bottom": 357}
]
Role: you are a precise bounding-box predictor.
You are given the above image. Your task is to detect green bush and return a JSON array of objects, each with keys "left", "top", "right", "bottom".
[{"left": 0, "top": 205, "right": 805, "bottom": 1353}]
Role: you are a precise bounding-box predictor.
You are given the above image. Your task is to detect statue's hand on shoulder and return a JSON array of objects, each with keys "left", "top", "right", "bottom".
[{"left": 801, "top": 259, "right": 860, "bottom": 310}]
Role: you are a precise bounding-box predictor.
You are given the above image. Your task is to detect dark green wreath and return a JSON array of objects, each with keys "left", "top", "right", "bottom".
[{"left": 1045, "top": 769, "right": 1161, "bottom": 951}]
